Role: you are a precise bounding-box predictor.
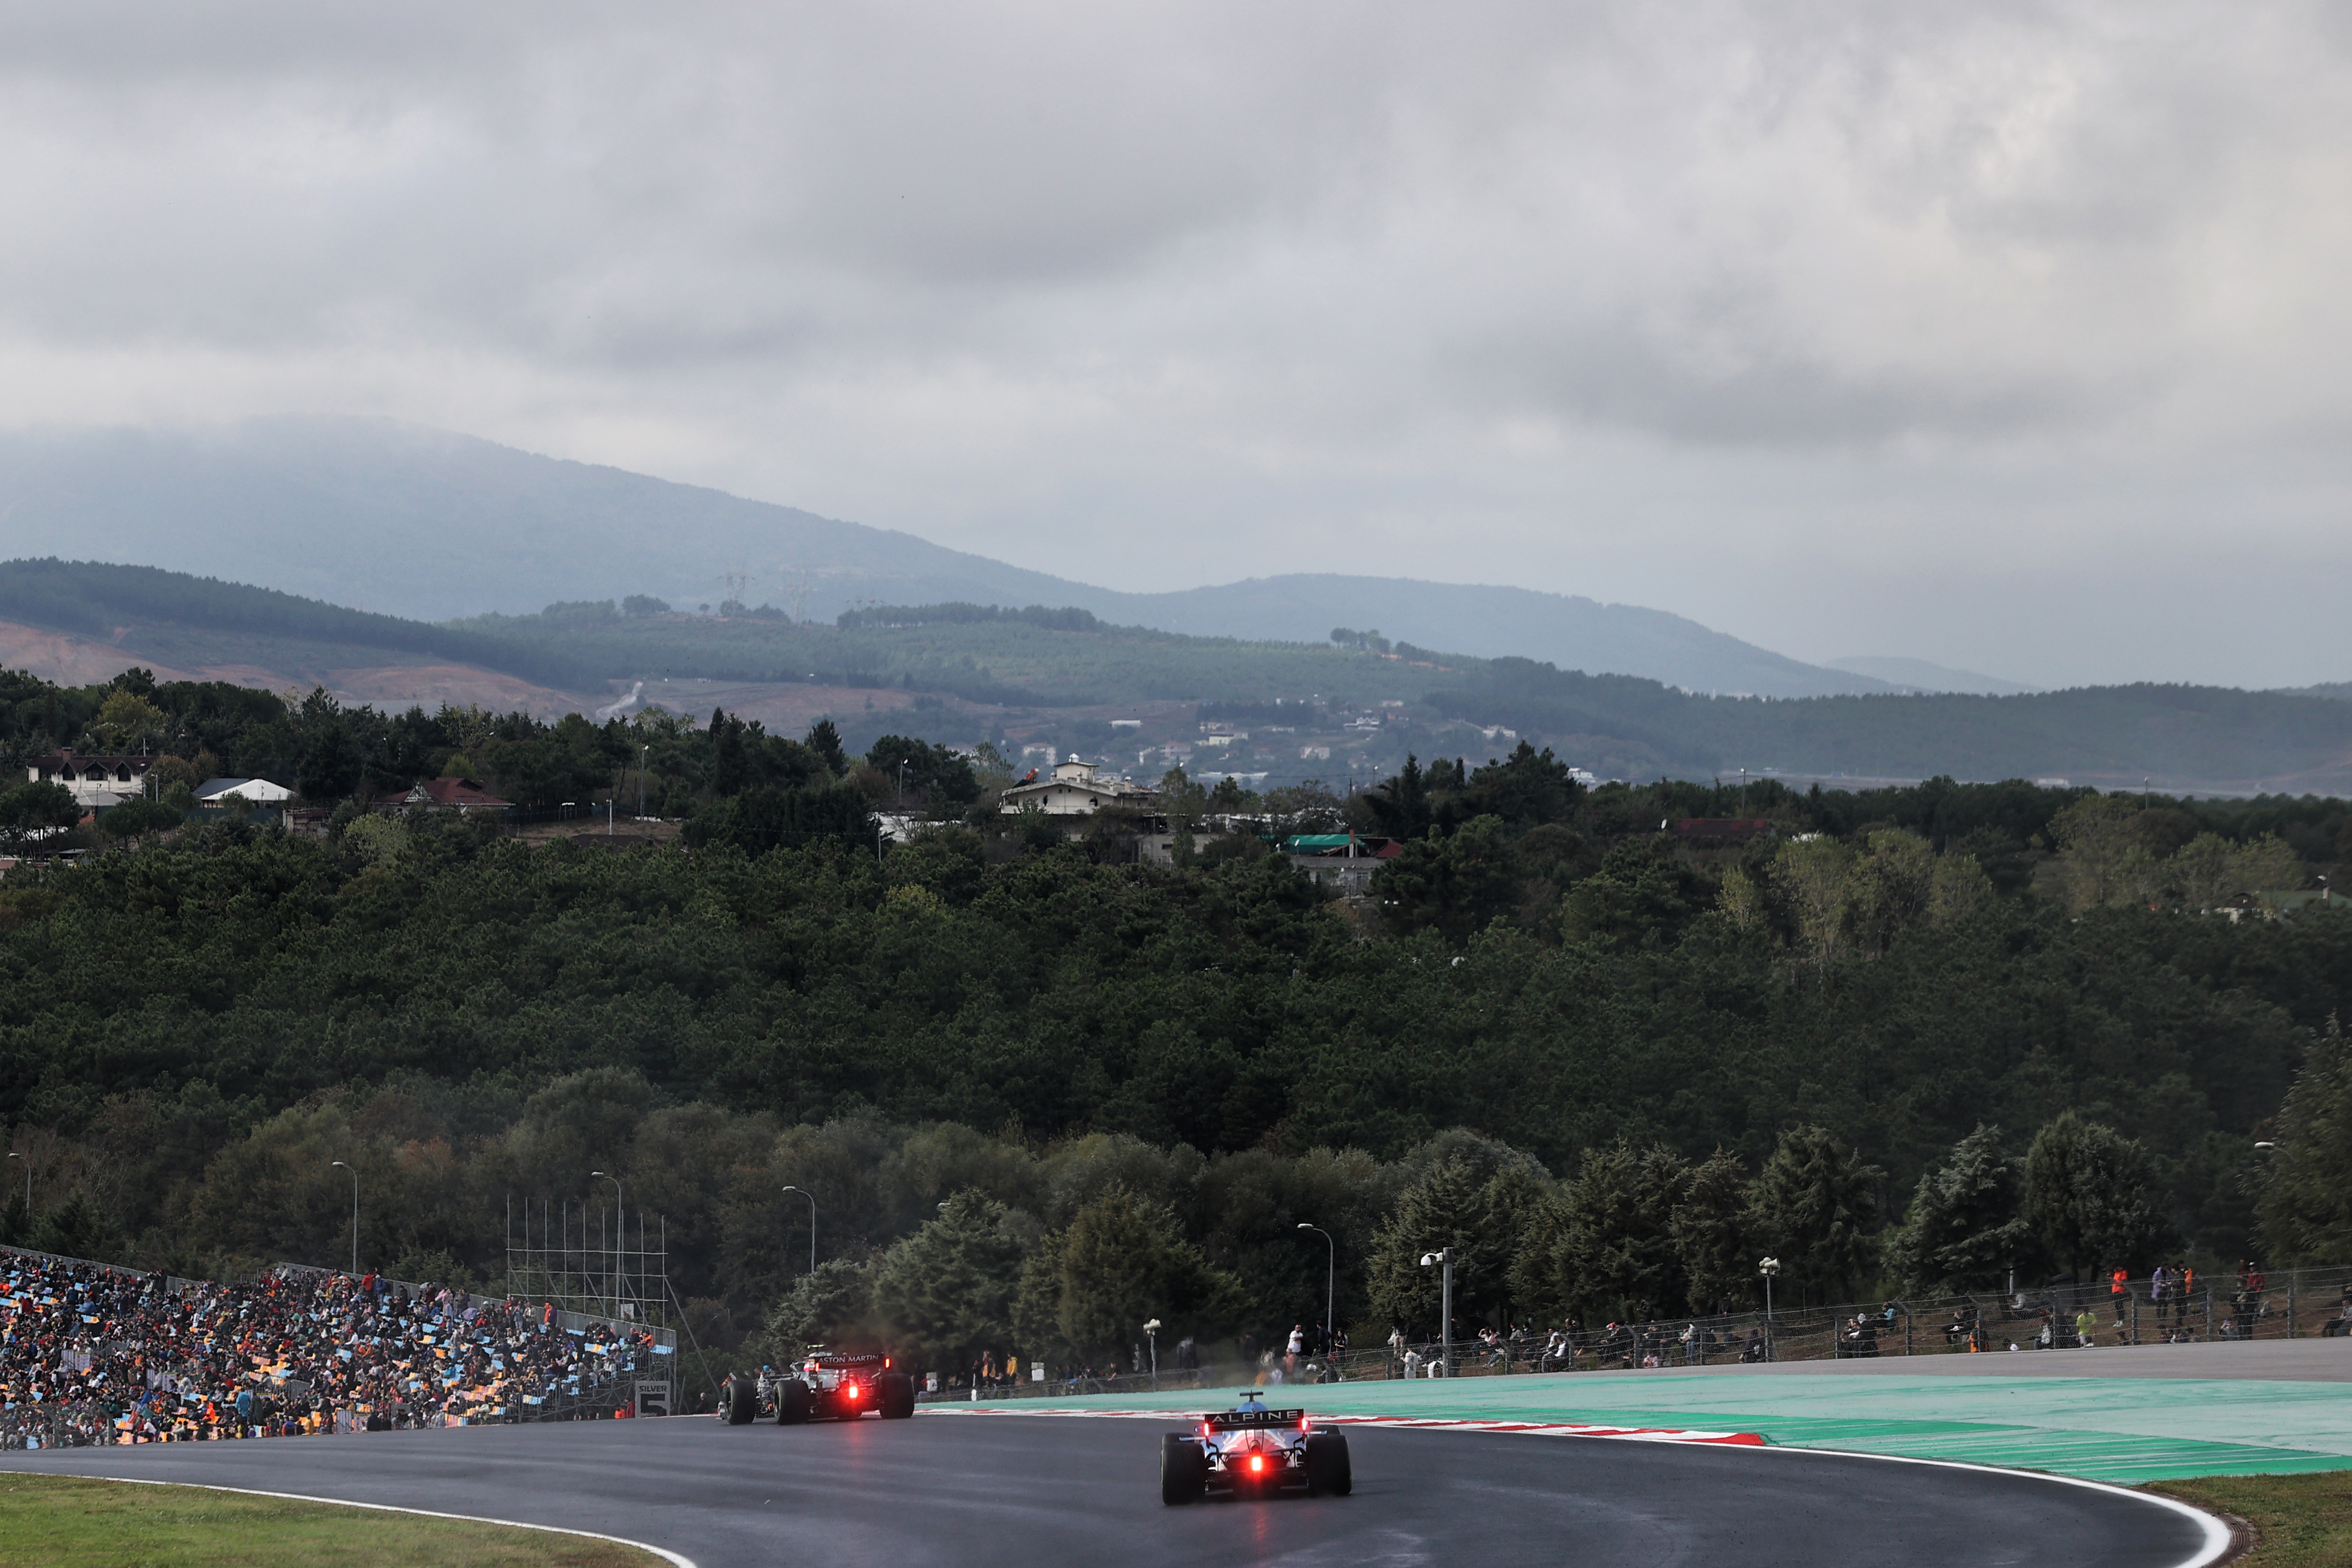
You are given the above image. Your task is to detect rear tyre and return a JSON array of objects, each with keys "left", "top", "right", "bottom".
[
  {"left": 1305, "top": 1432, "right": 1352, "bottom": 1497},
  {"left": 775, "top": 1378, "right": 811, "bottom": 1425},
  {"left": 723, "top": 1375, "right": 756, "bottom": 1426},
  {"left": 1161, "top": 1433, "right": 1207, "bottom": 1505},
  {"left": 877, "top": 1372, "right": 915, "bottom": 1419}
]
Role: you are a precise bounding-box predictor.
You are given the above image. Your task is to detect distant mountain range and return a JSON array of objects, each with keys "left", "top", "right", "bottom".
[
  {"left": 1824, "top": 655, "right": 2040, "bottom": 696},
  {"left": 0, "top": 417, "right": 1902, "bottom": 698},
  {"left": 0, "top": 558, "right": 2347, "bottom": 794}
]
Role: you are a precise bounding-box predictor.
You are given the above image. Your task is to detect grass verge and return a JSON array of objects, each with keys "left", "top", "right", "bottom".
[
  {"left": 2149, "top": 1472, "right": 2352, "bottom": 1566},
  {"left": 0, "top": 1473, "right": 667, "bottom": 1568}
]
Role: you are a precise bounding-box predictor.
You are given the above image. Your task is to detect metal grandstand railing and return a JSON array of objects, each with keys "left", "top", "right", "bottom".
[{"left": 270, "top": 1259, "right": 679, "bottom": 1423}]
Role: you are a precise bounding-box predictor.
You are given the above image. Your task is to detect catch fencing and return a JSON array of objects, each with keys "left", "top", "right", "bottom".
[{"left": 919, "top": 1263, "right": 2352, "bottom": 1404}]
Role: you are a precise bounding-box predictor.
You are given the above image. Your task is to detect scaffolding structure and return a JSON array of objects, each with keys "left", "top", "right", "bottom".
[{"left": 505, "top": 1195, "right": 671, "bottom": 1329}]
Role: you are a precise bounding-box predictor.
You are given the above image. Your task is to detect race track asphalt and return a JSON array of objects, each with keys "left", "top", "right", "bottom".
[{"left": 0, "top": 1410, "right": 2221, "bottom": 1568}]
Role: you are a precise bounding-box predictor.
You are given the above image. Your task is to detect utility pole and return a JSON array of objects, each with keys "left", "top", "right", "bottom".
[
  {"left": 781, "top": 1186, "right": 817, "bottom": 1276},
  {"left": 1420, "top": 1247, "right": 1454, "bottom": 1377},
  {"left": 1298, "top": 1224, "right": 1335, "bottom": 1377},
  {"left": 640, "top": 745, "right": 648, "bottom": 818}
]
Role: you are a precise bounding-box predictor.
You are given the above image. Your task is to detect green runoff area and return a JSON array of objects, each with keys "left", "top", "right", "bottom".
[
  {"left": 0, "top": 1474, "right": 665, "bottom": 1568},
  {"left": 979, "top": 1340, "right": 2352, "bottom": 1486}
]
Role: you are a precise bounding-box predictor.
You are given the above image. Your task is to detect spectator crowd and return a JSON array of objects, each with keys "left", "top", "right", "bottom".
[{"left": 0, "top": 1246, "right": 668, "bottom": 1448}]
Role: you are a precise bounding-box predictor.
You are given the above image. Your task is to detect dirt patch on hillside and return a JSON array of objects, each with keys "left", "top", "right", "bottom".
[
  {"left": 0, "top": 621, "right": 205, "bottom": 686},
  {"left": 0, "top": 620, "right": 594, "bottom": 717},
  {"left": 325, "top": 664, "right": 588, "bottom": 717}
]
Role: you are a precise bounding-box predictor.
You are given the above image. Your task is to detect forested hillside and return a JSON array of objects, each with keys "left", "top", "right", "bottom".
[
  {"left": 5, "top": 657, "right": 2352, "bottom": 1363},
  {"left": 1424, "top": 659, "right": 2352, "bottom": 788},
  {"left": 449, "top": 597, "right": 1455, "bottom": 709},
  {"left": 0, "top": 558, "right": 572, "bottom": 686}
]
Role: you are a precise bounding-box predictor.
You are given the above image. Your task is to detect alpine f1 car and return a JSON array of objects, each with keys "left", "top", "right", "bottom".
[
  {"left": 1160, "top": 1396, "right": 1352, "bottom": 1503},
  {"left": 718, "top": 1351, "right": 916, "bottom": 1425}
]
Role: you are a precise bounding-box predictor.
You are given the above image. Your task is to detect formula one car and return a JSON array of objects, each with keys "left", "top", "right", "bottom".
[
  {"left": 718, "top": 1351, "right": 915, "bottom": 1425},
  {"left": 1160, "top": 1395, "right": 1352, "bottom": 1503}
]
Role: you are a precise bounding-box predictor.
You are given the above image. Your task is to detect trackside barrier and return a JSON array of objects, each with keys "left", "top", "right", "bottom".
[{"left": 913, "top": 1264, "right": 2352, "bottom": 1402}]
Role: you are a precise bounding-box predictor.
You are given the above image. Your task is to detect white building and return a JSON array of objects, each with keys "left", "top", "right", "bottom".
[
  {"left": 27, "top": 751, "right": 151, "bottom": 809},
  {"left": 195, "top": 777, "right": 296, "bottom": 807},
  {"left": 999, "top": 756, "right": 1158, "bottom": 817}
]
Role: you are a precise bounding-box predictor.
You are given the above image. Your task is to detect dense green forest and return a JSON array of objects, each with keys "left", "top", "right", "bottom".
[
  {"left": 446, "top": 598, "right": 1452, "bottom": 708},
  {"left": 1426, "top": 658, "right": 2352, "bottom": 783},
  {"left": 0, "top": 558, "right": 567, "bottom": 684},
  {"left": 4, "top": 659, "right": 2352, "bottom": 1371}
]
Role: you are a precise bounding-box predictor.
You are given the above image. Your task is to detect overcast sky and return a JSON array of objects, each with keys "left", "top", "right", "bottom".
[{"left": 1, "top": 0, "right": 2347, "bottom": 689}]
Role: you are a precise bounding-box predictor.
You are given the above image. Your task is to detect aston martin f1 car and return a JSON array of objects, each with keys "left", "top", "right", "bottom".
[
  {"left": 718, "top": 1351, "right": 915, "bottom": 1425},
  {"left": 1160, "top": 1395, "right": 1352, "bottom": 1503}
]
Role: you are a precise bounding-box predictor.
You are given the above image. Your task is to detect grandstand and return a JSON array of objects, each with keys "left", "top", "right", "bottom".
[{"left": 0, "top": 1243, "right": 677, "bottom": 1449}]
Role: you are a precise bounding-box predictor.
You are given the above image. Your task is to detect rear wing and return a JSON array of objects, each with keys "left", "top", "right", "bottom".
[{"left": 1201, "top": 1407, "right": 1306, "bottom": 1430}]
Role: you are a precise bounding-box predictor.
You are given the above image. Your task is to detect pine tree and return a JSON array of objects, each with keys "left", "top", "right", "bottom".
[
  {"left": 1510, "top": 1140, "right": 1690, "bottom": 1325},
  {"left": 1020, "top": 1187, "right": 1241, "bottom": 1368},
  {"left": 1883, "top": 1124, "right": 2034, "bottom": 1292},
  {"left": 1747, "top": 1127, "right": 1880, "bottom": 1306},
  {"left": 1366, "top": 1157, "right": 1509, "bottom": 1335},
  {"left": 805, "top": 718, "right": 848, "bottom": 776},
  {"left": 871, "top": 1189, "right": 1026, "bottom": 1370},
  {"left": 1671, "top": 1148, "right": 1755, "bottom": 1313},
  {"left": 2021, "top": 1111, "right": 2170, "bottom": 1277},
  {"left": 2257, "top": 1017, "right": 2352, "bottom": 1266}
]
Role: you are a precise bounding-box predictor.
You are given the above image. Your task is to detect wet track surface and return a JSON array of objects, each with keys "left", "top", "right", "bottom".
[{"left": 0, "top": 1410, "right": 2217, "bottom": 1567}]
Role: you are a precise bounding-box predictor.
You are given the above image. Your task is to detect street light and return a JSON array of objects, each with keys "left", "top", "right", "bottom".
[
  {"left": 592, "top": 1171, "right": 623, "bottom": 1317},
  {"left": 782, "top": 1186, "right": 817, "bottom": 1275},
  {"left": 1145, "top": 1317, "right": 1162, "bottom": 1391},
  {"left": 1759, "top": 1257, "right": 1781, "bottom": 1362},
  {"left": 329, "top": 1161, "right": 358, "bottom": 1275},
  {"left": 1419, "top": 1247, "right": 1454, "bottom": 1378},
  {"left": 1298, "top": 1224, "right": 1335, "bottom": 1378}
]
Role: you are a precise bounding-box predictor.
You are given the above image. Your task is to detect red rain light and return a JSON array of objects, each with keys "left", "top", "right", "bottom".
[
  {"left": 845, "top": 1382, "right": 861, "bottom": 1399},
  {"left": 1250, "top": 1455, "right": 1265, "bottom": 1473}
]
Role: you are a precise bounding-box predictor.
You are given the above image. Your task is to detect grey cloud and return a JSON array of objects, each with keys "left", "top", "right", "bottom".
[{"left": 0, "top": 0, "right": 2346, "bottom": 686}]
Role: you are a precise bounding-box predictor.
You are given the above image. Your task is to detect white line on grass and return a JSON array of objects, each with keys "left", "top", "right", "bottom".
[{"left": 24, "top": 1473, "right": 697, "bottom": 1568}]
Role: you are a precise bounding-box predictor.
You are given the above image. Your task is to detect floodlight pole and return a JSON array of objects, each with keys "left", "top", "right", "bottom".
[
  {"left": 1145, "top": 1318, "right": 1161, "bottom": 1391},
  {"left": 330, "top": 1161, "right": 358, "bottom": 1275},
  {"left": 782, "top": 1186, "right": 816, "bottom": 1275},
  {"left": 1421, "top": 1247, "right": 1455, "bottom": 1377},
  {"left": 8, "top": 1152, "right": 28, "bottom": 1218},
  {"left": 594, "top": 1172, "right": 622, "bottom": 1316},
  {"left": 1759, "top": 1256, "right": 1781, "bottom": 1363},
  {"left": 1298, "top": 1223, "right": 1335, "bottom": 1374}
]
